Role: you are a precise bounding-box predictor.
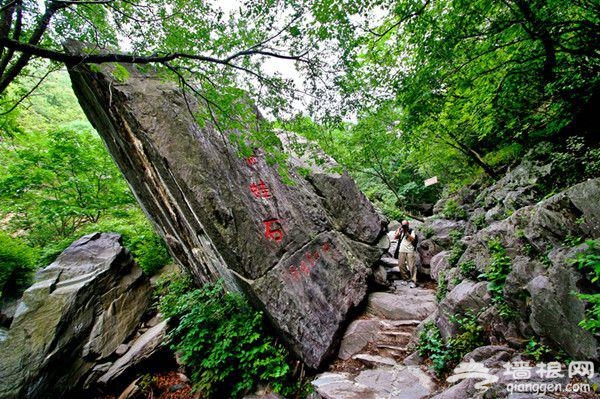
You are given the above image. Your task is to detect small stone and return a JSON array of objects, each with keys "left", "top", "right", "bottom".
[{"left": 115, "top": 343, "right": 130, "bottom": 356}]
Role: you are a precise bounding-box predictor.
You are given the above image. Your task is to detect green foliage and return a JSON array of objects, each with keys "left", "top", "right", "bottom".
[
  {"left": 449, "top": 229, "right": 464, "bottom": 244},
  {"left": 443, "top": 200, "right": 468, "bottom": 221},
  {"left": 111, "top": 63, "right": 130, "bottom": 83},
  {"left": 436, "top": 271, "right": 448, "bottom": 303},
  {"left": 479, "top": 239, "right": 515, "bottom": 320},
  {"left": 0, "top": 232, "right": 38, "bottom": 299},
  {"left": 471, "top": 214, "right": 486, "bottom": 230},
  {"left": 283, "top": 110, "right": 442, "bottom": 220},
  {"left": 417, "top": 313, "right": 485, "bottom": 377},
  {"left": 564, "top": 234, "right": 584, "bottom": 247},
  {"left": 572, "top": 240, "right": 600, "bottom": 334},
  {"left": 421, "top": 225, "right": 435, "bottom": 239},
  {"left": 159, "top": 275, "right": 297, "bottom": 398},
  {"left": 523, "top": 337, "right": 553, "bottom": 363},
  {"left": 0, "top": 126, "right": 135, "bottom": 247},
  {"left": 417, "top": 322, "right": 447, "bottom": 376},
  {"left": 37, "top": 212, "right": 171, "bottom": 276},
  {"left": 0, "top": 72, "right": 169, "bottom": 276},
  {"left": 448, "top": 242, "right": 467, "bottom": 267},
  {"left": 459, "top": 260, "right": 478, "bottom": 280}
]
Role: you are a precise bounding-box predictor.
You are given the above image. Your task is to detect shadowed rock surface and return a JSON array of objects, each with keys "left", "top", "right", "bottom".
[
  {"left": 0, "top": 233, "right": 150, "bottom": 399},
  {"left": 66, "top": 45, "right": 387, "bottom": 368}
]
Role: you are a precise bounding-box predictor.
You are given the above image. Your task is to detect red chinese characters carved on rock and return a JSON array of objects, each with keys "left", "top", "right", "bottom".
[
  {"left": 263, "top": 218, "right": 284, "bottom": 242},
  {"left": 249, "top": 179, "right": 271, "bottom": 199},
  {"left": 246, "top": 156, "right": 258, "bottom": 167},
  {"left": 289, "top": 242, "right": 331, "bottom": 280}
]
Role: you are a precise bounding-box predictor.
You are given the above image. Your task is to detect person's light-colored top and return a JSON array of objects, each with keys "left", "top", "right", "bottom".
[{"left": 398, "top": 229, "right": 415, "bottom": 253}]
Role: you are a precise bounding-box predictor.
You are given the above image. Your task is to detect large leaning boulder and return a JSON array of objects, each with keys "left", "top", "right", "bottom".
[
  {"left": 66, "top": 46, "right": 387, "bottom": 368},
  {"left": 0, "top": 233, "right": 151, "bottom": 399}
]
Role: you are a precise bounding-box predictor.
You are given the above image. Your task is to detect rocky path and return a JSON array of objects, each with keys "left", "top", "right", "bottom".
[{"left": 311, "top": 282, "right": 439, "bottom": 399}]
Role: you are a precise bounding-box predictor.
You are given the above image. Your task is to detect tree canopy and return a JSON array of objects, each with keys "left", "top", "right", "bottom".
[{"left": 0, "top": 0, "right": 598, "bottom": 216}]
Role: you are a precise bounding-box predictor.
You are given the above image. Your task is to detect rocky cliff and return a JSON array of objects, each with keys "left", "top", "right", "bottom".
[{"left": 66, "top": 52, "right": 387, "bottom": 368}]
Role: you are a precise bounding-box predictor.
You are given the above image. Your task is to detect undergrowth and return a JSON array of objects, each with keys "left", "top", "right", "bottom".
[{"left": 157, "top": 274, "right": 304, "bottom": 398}]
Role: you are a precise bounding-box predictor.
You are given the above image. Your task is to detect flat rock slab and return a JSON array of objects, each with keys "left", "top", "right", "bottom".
[
  {"left": 367, "top": 288, "right": 436, "bottom": 321},
  {"left": 312, "top": 366, "right": 435, "bottom": 399},
  {"left": 338, "top": 319, "right": 382, "bottom": 360},
  {"left": 352, "top": 354, "right": 397, "bottom": 367}
]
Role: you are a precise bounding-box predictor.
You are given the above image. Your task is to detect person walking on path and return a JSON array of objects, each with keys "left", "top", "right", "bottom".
[{"left": 394, "top": 220, "right": 418, "bottom": 288}]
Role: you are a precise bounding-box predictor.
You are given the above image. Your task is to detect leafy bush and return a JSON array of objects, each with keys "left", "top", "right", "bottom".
[
  {"left": 436, "top": 271, "right": 448, "bottom": 302},
  {"left": 523, "top": 337, "right": 553, "bottom": 363},
  {"left": 417, "top": 313, "right": 485, "bottom": 377},
  {"left": 158, "top": 275, "right": 297, "bottom": 398},
  {"left": 422, "top": 225, "right": 435, "bottom": 239},
  {"left": 479, "top": 239, "right": 515, "bottom": 319},
  {"left": 443, "top": 200, "right": 468, "bottom": 220},
  {"left": 459, "top": 260, "right": 478, "bottom": 280},
  {"left": 572, "top": 240, "right": 600, "bottom": 333},
  {"left": 471, "top": 214, "right": 486, "bottom": 230},
  {"left": 0, "top": 232, "right": 38, "bottom": 299},
  {"left": 448, "top": 241, "right": 467, "bottom": 266}
]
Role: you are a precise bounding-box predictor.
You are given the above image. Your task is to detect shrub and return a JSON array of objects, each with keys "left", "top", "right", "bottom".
[
  {"left": 417, "top": 313, "right": 485, "bottom": 377},
  {"left": 443, "top": 199, "right": 468, "bottom": 220},
  {"left": 571, "top": 240, "right": 600, "bottom": 334},
  {"left": 436, "top": 271, "right": 448, "bottom": 302},
  {"left": 158, "top": 275, "right": 297, "bottom": 398},
  {"left": 471, "top": 214, "right": 486, "bottom": 230},
  {"left": 448, "top": 241, "right": 467, "bottom": 266},
  {"left": 0, "top": 232, "right": 38, "bottom": 299},
  {"left": 459, "top": 260, "right": 477, "bottom": 280},
  {"left": 422, "top": 225, "right": 435, "bottom": 239},
  {"left": 479, "top": 239, "right": 515, "bottom": 320}
]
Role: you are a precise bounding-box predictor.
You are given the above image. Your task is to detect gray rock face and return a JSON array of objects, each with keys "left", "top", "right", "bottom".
[
  {"left": 98, "top": 320, "right": 168, "bottom": 385},
  {"left": 338, "top": 319, "right": 382, "bottom": 360},
  {"left": 423, "top": 219, "right": 466, "bottom": 248},
  {"left": 367, "top": 288, "right": 437, "bottom": 321},
  {"left": 0, "top": 233, "right": 151, "bottom": 399},
  {"left": 430, "top": 251, "right": 451, "bottom": 281},
  {"left": 67, "top": 55, "right": 386, "bottom": 368},
  {"left": 437, "top": 281, "right": 490, "bottom": 339},
  {"left": 449, "top": 178, "right": 600, "bottom": 360}
]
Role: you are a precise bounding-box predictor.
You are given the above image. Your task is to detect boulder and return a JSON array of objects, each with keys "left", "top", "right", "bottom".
[
  {"left": 352, "top": 354, "right": 397, "bottom": 367},
  {"left": 367, "top": 287, "right": 436, "bottom": 321},
  {"left": 453, "top": 178, "right": 600, "bottom": 360},
  {"left": 67, "top": 45, "right": 387, "bottom": 368},
  {"left": 371, "top": 265, "right": 389, "bottom": 288},
  {"left": 417, "top": 239, "right": 443, "bottom": 268},
  {"left": 430, "top": 251, "right": 451, "bottom": 281},
  {"left": 423, "top": 219, "right": 466, "bottom": 248},
  {"left": 338, "top": 319, "right": 382, "bottom": 360},
  {"left": 437, "top": 281, "right": 490, "bottom": 339},
  {"left": 475, "top": 160, "right": 552, "bottom": 212},
  {"left": 0, "top": 233, "right": 151, "bottom": 399}
]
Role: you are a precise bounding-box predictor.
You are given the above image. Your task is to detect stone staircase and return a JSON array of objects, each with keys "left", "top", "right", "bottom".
[{"left": 311, "top": 282, "right": 439, "bottom": 399}]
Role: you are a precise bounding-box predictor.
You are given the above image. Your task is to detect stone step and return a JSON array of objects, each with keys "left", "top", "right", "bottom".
[
  {"left": 376, "top": 344, "right": 409, "bottom": 352},
  {"left": 312, "top": 366, "right": 436, "bottom": 399},
  {"left": 352, "top": 354, "right": 397, "bottom": 367},
  {"left": 381, "top": 331, "right": 412, "bottom": 337},
  {"left": 380, "top": 257, "right": 398, "bottom": 268},
  {"left": 380, "top": 320, "right": 421, "bottom": 329}
]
